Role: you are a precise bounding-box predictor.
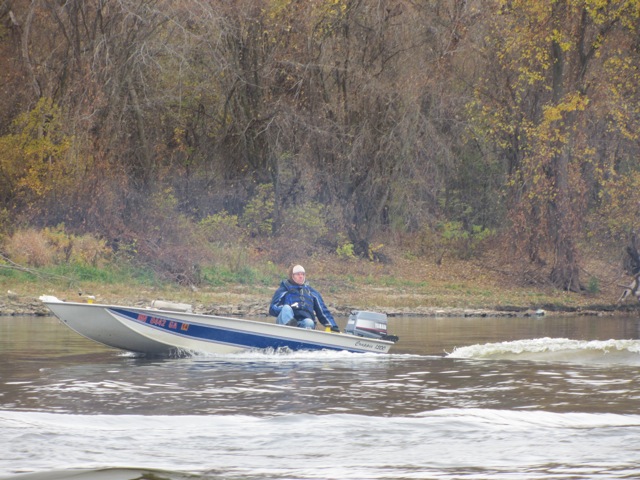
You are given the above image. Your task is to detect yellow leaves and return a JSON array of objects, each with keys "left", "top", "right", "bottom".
[
  {"left": 585, "top": 0, "right": 640, "bottom": 28},
  {"left": 0, "top": 97, "right": 73, "bottom": 204},
  {"left": 311, "top": 0, "right": 350, "bottom": 36},
  {"left": 473, "top": 0, "right": 640, "bottom": 254},
  {"left": 265, "top": 0, "right": 294, "bottom": 20},
  {"left": 534, "top": 93, "right": 589, "bottom": 149},
  {"left": 549, "top": 29, "right": 572, "bottom": 53},
  {"left": 595, "top": 169, "right": 640, "bottom": 238},
  {"left": 542, "top": 105, "right": 563, "bottom": 124},
  {"left": 323, "top": 0, "right": 348, "bottom": 16},
  {"left": 264, "top": 0, "right": 296, "bottom": 33},
  {"left": 172, "top": 127, "right": 191, "bottom": 154},
  {"left": 0, "top": 135, "right": 22, "bottom": 180},
  {"left": 517, "top": 65, "right": 547, "bottom": 86},
  {"left": 601, "top": 54, "right": 640, "bottom": 141},
  {"left": 542, "top": 92, "right": 588, "bottom": 123}
]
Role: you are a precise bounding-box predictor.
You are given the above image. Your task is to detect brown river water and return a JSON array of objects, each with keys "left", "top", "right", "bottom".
[{"left": 1, "top": 313, "right": 640, "bottom": 479}]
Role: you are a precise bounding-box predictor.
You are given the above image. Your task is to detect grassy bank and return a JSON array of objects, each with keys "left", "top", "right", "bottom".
[{"left": 1, "top": 247, "right": 636, "bottom": 317}]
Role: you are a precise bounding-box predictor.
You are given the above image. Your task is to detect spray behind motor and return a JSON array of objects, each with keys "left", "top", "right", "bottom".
[{"left": 345, "top": 310, "right": 399, "bottom": 343}]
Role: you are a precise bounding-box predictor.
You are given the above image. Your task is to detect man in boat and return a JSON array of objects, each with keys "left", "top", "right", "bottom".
[{"left": 269, "top": 264, "right": 340, "bottom": 332}]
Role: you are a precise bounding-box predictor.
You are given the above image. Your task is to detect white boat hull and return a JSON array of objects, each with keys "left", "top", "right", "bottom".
[{"left": 40, "top": 297, "right": 395, "bottom": 355}]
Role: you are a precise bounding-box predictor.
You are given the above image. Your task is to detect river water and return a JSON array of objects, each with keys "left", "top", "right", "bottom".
[{"left": 2, "top": 313, "right": 640, "bottom": 479}]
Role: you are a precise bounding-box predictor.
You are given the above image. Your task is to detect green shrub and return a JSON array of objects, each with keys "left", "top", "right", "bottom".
[
  {"left": 281, "top": 200, "right": 328, "bottom": 239},
  {"left": 587, "top": 276, "right": 600, "bottom": 294},
  {"left": 336, "top": 242, "right": 355, "bottom": 259},
  {"left": 436, "top": 221, "right": 495, "bottom": 260},
  {"left": 242, "top": 184, "right": 274, "bottom": 236},
  {"left": 199, "top": 211, "right": 244, "bottom": 245}
]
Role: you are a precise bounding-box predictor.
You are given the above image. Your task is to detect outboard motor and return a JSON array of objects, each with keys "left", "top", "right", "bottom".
[{"left": 345, "top": 310, "right": 399, "bottom": 343}]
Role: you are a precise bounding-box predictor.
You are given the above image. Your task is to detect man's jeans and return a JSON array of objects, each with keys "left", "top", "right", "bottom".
[{"left": 277, "top": 305, "right": 315, "bottom": 329}]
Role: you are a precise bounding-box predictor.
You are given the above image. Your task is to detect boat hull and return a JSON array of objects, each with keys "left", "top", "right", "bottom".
[{"left": 41, "top": 298, "right": 395, "bottom": 355}]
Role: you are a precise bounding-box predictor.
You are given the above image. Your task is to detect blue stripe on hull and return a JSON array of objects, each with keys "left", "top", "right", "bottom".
[{"left": 109, "top": 308, "right": 353, "bottom": 353}]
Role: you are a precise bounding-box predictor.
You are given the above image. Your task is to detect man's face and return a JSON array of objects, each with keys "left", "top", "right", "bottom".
[{"left": 292, "top": 272, "right": 305, "bottom": 285}]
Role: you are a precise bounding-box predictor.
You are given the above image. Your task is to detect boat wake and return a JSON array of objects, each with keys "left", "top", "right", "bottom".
[
  {"left": 0, "top": 467, "right": 193, "bottom": 480},
  {"left": 447, "top": 338, "right": 640, "bottom": 364},
  {"left": 3, "top": 409, "right": 640, "bottom": 479}
]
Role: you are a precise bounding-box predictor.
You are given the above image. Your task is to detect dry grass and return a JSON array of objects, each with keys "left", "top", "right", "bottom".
[{"left": 2, "top": 235, "right": 635, "bottom": 315}]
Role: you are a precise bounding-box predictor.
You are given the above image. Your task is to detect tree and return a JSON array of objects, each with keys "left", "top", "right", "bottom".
[
  {"left": 0, "top": 98, "right": 72, "bottom": 224},
  {"left": 262, "top": 0, "right": 481, "bottom": 257},
  {"left": 471, "top": 0, "right": 640, "bottom": 291}
]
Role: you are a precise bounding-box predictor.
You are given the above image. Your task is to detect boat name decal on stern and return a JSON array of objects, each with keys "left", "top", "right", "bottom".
[{"left": 355, "top": 340, "right": 388, "bottom": 352}]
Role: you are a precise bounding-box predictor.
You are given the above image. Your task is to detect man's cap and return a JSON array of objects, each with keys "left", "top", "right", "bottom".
[{"left": 292, "top": 265, "right": 305, "bottom": 274}]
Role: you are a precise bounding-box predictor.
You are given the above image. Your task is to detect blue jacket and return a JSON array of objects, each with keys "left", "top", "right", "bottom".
[{"left": 269, "top": 280, "right": 337, "bottom": 328}]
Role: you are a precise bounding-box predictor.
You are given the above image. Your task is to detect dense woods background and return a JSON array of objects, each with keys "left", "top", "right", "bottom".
[{"left": 0, "top": 0, "right": 639, "bottom": 292}]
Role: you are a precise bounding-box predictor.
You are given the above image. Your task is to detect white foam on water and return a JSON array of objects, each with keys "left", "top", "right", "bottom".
[
  {"left": 448, "top": 338, "right": 640, "bottom": 364},
  {"left": 2, "top": 409, "right": 640, "bottom": 479}
]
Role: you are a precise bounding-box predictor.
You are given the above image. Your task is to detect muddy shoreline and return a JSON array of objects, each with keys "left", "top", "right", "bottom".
[{"left": 2, "top": 294, "right": 638, "bottom": 319}]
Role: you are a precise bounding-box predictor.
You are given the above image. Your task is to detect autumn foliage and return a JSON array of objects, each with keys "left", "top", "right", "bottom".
[{"left": 0, "top": 0, "right": 639, "bottom": 289}]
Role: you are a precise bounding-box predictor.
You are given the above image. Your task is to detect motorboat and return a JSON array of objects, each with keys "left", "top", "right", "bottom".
[{"left": 39, "top": 296, "right": 399, "bottom": 356}]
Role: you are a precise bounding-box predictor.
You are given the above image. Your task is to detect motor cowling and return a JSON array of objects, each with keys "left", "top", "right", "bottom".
[{"left": 345, "top": 310, "right": 399, "bottom": 343}]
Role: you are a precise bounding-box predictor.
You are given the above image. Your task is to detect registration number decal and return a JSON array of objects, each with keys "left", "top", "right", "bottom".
[{"left": 136, "top": 313, "right": 189, "bottom": 331}]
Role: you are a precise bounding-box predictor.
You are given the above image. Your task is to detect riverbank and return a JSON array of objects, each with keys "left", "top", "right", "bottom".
[
  {"left": 2, "top": 288, "right": 639, "bottom": 319},
  {"left": 2, "top": 250, "right": 639, "bottom": 318}
]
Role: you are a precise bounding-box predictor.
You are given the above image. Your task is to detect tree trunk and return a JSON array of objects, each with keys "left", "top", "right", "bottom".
[
  {"left": 547, "top": 1, "right": 581, "bottom": 292},
  {"left": 550, "top": 233, "right": 582, "bottom": 292}
]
